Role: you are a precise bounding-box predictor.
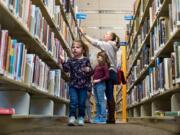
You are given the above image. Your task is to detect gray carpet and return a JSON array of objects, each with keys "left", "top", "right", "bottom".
[{"left": 9, "top": 123, "right": 178, "bottom": 135}]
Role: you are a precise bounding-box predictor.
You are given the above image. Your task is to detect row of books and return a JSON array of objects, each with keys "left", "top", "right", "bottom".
[
  {"left": 0, "top": 27, "right": 65, "bottom": 67},
  {"left": 127, "top": 0, "right": 180, "bottom": 75},
  {"left": 43, "top": 0, "right": 56, "bottom": 18},
  {"left": 128, "top": 0, "right": 180, "bottom": 59},
  {"left": 29, "top": 5, "right": 62, "bottom": 56},
  {"left": 127, "top": 16, "right": 168, "bottom": 71},
  {"left": 0, "top": 29, "right": 68, "bottom": 98},
  {"left": 128, "top": 17, "right": 149, "bottom": 67},
  {"left": 1, "top": 0, "right": 74, "bottom": 48},
  {"left": 127, "top": 42, "right": 180, "bottom": 106},
  {"left": 150, "top": 17, "right": 169, "bottom": 57},
  {"left": 131, "top": 0, "right": 163, "bottom": 36},
  {"left": 43, "top": 0, "right": 77, "bottom": 44},
  {"left": 0, "top": 30, "right": 27, "bottom": 80},
  {"left": 1, "top": 1, "right": 68, "bottom": 60},
  {"left": 126, "top": 0, "right": 180, "bottom": 118},
  {"left": 127, "top": 44, "right": 150, "bottom": 87},
  {"left": 43, "top": 0, "right": 75, "bottom": 16}
]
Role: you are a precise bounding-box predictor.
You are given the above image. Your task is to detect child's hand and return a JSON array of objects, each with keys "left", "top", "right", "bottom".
[
  {"left": 82, "top": 67, "right": 91, "bottom": 72},
  {"left": 93, "top": 79, "right": 101, "bottom": 84},
  {"left": 87, "top": 91, "right": 92, "bottom": 97},
  {"left": 79, "top": 27, "right": 85, "bottom": 34},
  {"left": 60, "top": 56, "right": 65, "bottom": 64}
]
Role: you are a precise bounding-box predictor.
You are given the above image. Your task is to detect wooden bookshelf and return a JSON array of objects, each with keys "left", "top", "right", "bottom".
[
  {"left": 127, "top": 0, "right": 170, "bottom": 77},
  {"left": 0, "top": 0, "right": 79, "bottom": 125},
  {"left": 127, "top": 59, "right": 155, "bottom": 93},
  {"left": 128, "top": 0, "right": 141, "bottom": 38},
  {"left": 127, "top": 25, "right": 180, "bottom": 93},
  {"left": 55, "top": 0, "right": 75, "bottom": 40},
  {"left": 0, "top": 1, "right": 69, "bottom": 80},
  {"left": 127, "top": 0, "right": 152, "bottom": 60},
  {"left": 127, "top": 86, "right": 180, "bottom": 110},
  {"left": 31, "top": 0, "right": 72, "bottom": 57},
  {"left": 126, "top": 0, "right": 180, "bottom": 132}
]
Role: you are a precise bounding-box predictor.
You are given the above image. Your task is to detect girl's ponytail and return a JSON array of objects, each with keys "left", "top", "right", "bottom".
[{"left": 111, "top": 32, "right": 120, "bottom": 49}]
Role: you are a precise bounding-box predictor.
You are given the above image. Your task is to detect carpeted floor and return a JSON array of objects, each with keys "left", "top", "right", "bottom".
[{"left": 9, "top": 123, "right": 179, "bottom": 135}]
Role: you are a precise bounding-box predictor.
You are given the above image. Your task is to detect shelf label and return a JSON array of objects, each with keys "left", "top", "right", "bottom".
[
  {"left": 76, "top": 12, "right": 87, "bottom": 20},
  {"left": 119, "top": 42, "right": 127, "bottom": 46},
  {"left": 124, "top": 15, "right": 134, "bottom": 20}
]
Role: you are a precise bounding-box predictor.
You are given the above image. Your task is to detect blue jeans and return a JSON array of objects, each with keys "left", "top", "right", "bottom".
[
  {"left": 94, "top": 82, "right": 106, "bottom": 117},
  {"left": 69, "top": 87, "right": 87, "bottom": 118}
]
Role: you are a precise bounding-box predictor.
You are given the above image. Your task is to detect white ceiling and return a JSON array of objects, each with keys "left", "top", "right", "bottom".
[{"left": 76, "top": 0, "right": 133, "bottom": 41}]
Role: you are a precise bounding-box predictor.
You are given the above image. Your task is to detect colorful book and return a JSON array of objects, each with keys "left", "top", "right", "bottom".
[{"left": 0, "top": 108, "right": 15, "bottom": 115}]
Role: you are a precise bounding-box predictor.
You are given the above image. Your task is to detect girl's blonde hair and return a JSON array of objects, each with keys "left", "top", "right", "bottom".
[
  {"left": 110, "top": 32, "right": 120, "bottom": 49},
  {"left": 97, "top": 51, "right": 110, "bottom": 67}
]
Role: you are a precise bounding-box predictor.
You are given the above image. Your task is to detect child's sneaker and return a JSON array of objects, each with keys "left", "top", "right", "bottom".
[
  {"left": 99, "top": 117, "right": 106, "bottom": 124},
  {"left": 93, "top": 116, "right": 100, "bottom": 124},
  {"left": 68, "top": 116, "right": 76, "bottom": 126},
  {"left": 77, "top": 117, "right": 84, "bottom": 126}
]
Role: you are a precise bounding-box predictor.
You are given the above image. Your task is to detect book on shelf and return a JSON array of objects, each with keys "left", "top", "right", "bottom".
[
  {"left": 173, "top": 42, "right": 180, "bottom": 82},
  {"left": 48, "top": 70, "right": 55, "bottom": 95},
  {"left": 0, "top": 30, "right": 27, "bottom": 81},
  {"left": 164, "top": 111, "right": 180, "bottom": 116},
  {"left": 54, "top": 70, "right": 61, "bottom": 97}
]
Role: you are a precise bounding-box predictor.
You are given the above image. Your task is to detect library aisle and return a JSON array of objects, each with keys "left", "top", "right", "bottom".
[
  {"left": 1, "top": 0, "right": 180, "bottom": 135},
  {"left": 9, "top": 124, "right": 177, "bottom": 135}
]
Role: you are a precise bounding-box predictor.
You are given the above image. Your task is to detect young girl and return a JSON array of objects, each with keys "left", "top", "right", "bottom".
[
  {"left": 80, "top": 29, "right": 120, "bottom": 124},
  {"left": 93, "top": 51, "right": 109, "bottom": 124},
  {"left": 60, "top": 40, "right": 93, "bottom": 126}
]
